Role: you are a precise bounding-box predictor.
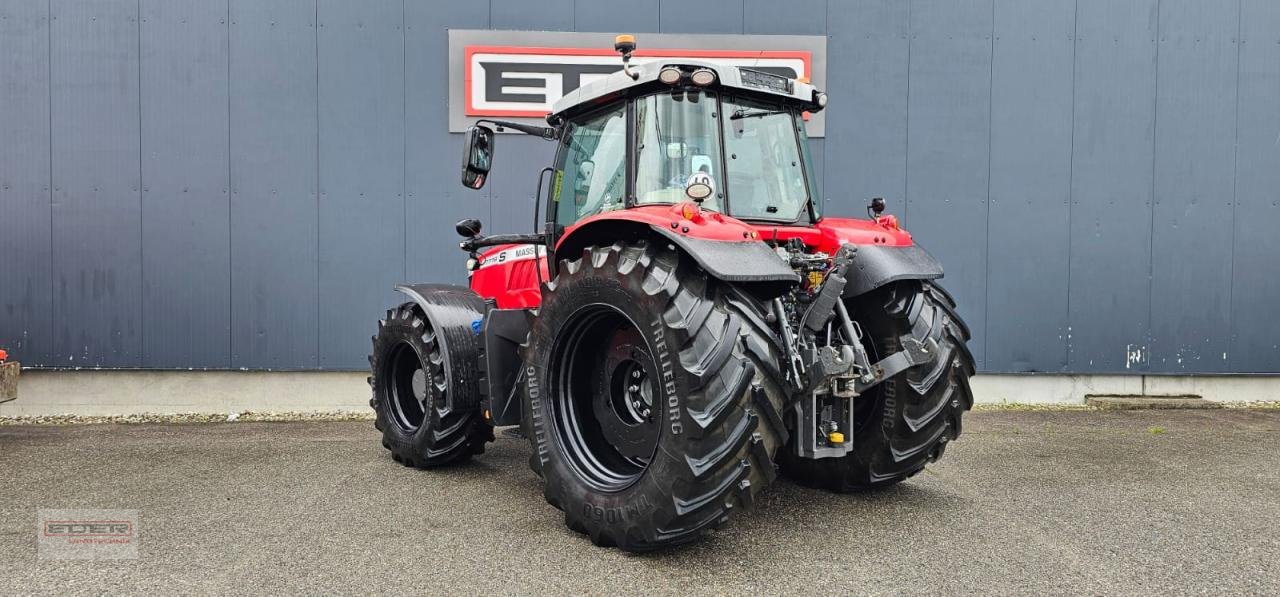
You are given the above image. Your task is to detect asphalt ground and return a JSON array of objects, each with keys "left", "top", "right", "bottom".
[{"left": 1, "top": 409, "right": 1278, "bottom": 595}]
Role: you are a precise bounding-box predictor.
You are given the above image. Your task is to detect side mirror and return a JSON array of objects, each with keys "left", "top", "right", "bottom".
[
  {"left": 461, "top": 125, "right": 494, "bottom": 189},
  {"left": 455, "top": 218, "right": 482, "bottom": 238}
]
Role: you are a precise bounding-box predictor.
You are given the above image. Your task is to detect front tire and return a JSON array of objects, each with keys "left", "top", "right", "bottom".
[
  {"left": 370, "top": 302, "right": 491, "bottom": 468},
  {"left": 779, "top": 280, "right": 975, "bottom": 491},
  {"left": 522, "top": 241, "right": 789, "bottom": 551}
]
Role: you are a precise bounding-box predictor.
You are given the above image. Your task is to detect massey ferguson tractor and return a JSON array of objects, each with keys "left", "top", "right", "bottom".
[{"left": 368, "top": 36, "right": 974, "bottom": 551}]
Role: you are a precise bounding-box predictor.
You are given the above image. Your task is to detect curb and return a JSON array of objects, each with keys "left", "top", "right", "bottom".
[{"left": 1085, "top": 395, "right": 1222, "bottom": 410}]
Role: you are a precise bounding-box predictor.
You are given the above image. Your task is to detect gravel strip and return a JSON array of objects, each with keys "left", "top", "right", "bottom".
[{"left": 0, "top": 410, "right": 374, "bottom": 426}]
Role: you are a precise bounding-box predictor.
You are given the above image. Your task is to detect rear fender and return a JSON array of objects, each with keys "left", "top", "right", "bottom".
[
  {"left": 556, "top": 205, "right": 800, "bottom": 296},
  {"left": 843, "top": 244, "right": 943, "bottom": 298}
]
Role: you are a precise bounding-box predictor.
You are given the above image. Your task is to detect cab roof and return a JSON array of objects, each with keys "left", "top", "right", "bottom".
[{"left": 548, "top": 58, "right": 823, "bottom": 121}]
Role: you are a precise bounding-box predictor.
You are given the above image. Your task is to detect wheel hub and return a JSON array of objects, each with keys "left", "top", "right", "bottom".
[
  {"left": 551, "top": 306, "right": 662, "bottom": 492},
  {"left": 384, "top": 341, "right": 430, "bottom": 433},
  {"left": 592, "top": 334, "right": 660, "bottom": 461}
]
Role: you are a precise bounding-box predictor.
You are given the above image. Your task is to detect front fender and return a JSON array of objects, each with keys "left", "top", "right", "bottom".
[{"left": 392, "top": 283, "right": 487, "bottom": 412}]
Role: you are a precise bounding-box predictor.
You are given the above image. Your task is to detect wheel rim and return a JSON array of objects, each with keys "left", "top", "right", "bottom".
[
  {"left": 384, "top": 342, "right": 428, "bottom": 433},
  {"left": 550, "top": 305, "right": 661, "bottom": 492}
]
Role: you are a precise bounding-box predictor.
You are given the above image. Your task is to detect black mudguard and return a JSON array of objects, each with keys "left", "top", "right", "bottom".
[
  {"left": 843, "top": 244, "right": 943, "bottom": 298},
  {"left": 392, "top": 283, "right": 487, "bottom": 412},
  {"left": 478, "top": 308, "right": 532, "bottom": 426},
  {"left": 649, "top": 225, "right": 799, "bottom": 284},
  {"left": 648, "top": 225, "right": 799, "bottom": 299}
]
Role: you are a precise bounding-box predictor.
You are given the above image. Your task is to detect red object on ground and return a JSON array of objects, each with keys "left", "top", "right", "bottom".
[{"left": 0, "top": 349, "right": 7, "bottom": 361}]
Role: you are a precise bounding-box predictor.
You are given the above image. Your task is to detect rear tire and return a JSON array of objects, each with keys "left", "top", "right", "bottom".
[
  {"left": 522, "top": 241, "right": 789, "bottom": 551},
  {"left": 370, "top": 303, "right": 491, "bottom": 468},
  {"left": 778, "top": 280, "right": 974, "bottom": 491}
]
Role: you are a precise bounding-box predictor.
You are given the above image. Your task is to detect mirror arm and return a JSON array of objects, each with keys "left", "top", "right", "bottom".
[{"left": 474, "top": 119, "right": 559, "bottom": 141}]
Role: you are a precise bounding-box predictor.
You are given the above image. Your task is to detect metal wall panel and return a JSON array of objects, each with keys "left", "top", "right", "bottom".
[
  {"left": 139, "top": 0, "right": 231, "bottom": 368},
  {"left": 1228, "top": 0, "right": 1280, "bottom": 372},
  {"left": 824, "top": 1, "right": 908, "bottom": 227},
  {"left": 1067, "top": 0, "right": 1157, "bottom": 372},
  {"left": 228, "top": 0, "right": 318, "bottom": 369},
  {"left": 1149, "top": 0, "right": 1239, "bottom": 372},
  {"left": 487, "top": 136, "right": 555, "bottom": 239},
  {"left": 984, "top": 0, "right": 1074, "bottom": 372},
  {"left": 490, "top": 0, "right": 572, "bottom": 31},
  {"left": 6, "top": 0, "right": 1280, "bottom": 374},
  {"left": 904, "top": 0, "right": 994, "bottom": 368},
  {"left": 0, "top": 0, "right": 52, "bottom": 364},
  {"left": 744, "top": 0, "right": 826, "bottom": 35},
  {"left": 316, "top": 0, "right": 405, "bottom": 368},
  {"left": 49, "top": 0, "right": 142, "bottom": 367},
  {"left": 404, "top": 1, "right": 487, "bottom": 286},
  {"left": 575, "top": 0, "right": 659, "bottom": 33},
  {"left": 484, "top": 4, "right": 572, "bottom": 239},
  {"left": 659, "top": 0, "right": 743, "bottom": 34}
]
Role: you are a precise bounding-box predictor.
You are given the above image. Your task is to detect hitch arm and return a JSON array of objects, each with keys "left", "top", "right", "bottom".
[{"left": 854, "top": 336, "right": 938, "bottom": 394}]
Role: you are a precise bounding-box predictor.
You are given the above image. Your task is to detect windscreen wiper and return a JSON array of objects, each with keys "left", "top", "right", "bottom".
[{"left": 729, "top": 108, "right": 788, "bottom": 120}]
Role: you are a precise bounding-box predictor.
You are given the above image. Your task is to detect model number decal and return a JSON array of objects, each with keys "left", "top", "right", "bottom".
[{"left": 477, "top": 244, "right": 545, "bottom": 270}]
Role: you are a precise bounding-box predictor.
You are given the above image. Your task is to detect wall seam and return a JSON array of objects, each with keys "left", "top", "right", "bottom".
[
  {"left": 1226, "top": 0, "right": 1243, "bottom": 368},
  {"left": 981, "top": 0, "right": 995, "bottom": 370},
  {"left": 226, "top": 0, "right": 233, "bottom": 367},
  {"left": 902, "top": 0, "right": 912, "bottom": 224},
  {"left": 487, "top": 0, "right": 494, "bottom": 226},
  {"left": 137, "top": 0, "right": 145, "bottom": 365},
  {"left": 1146, "top": 0, "right": 1161, "bottom": 373},
  {"left": 46, "top": 0, "right": 54, "bottom": 365},
  {"left": 315, "top": 0, "right": 321, "bottom": 369},
  {"left": 821, "top": 0, "right": 828, "bottom": 202},
  {"left": 402, "top": 0, "right": 407, "bottom": 283},
  {"left": 1064, "top": 0, "right": 1079, "bottom": 371}
]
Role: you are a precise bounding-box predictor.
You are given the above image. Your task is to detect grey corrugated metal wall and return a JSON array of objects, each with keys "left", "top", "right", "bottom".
[{"left": 1, "top": 0, "right": 1278, "bottom": 373}]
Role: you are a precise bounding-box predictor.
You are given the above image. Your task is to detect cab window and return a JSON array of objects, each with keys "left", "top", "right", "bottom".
[
  {"left": 634, "top": 90, "right": 724, "bottom": 211},
  {"left": 722, "top": 97, "right": 809, "bottom": 222},
  {"left": 554, "top": 104, "right": 628, "bottom": 227}
]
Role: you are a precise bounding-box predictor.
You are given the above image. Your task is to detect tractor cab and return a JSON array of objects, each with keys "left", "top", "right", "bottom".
[
  {"left": 547, "top": 59, "right": 825, "bottom": 230},
  {"left": 457, "top": 36, "right": 829, "bottom": 241}
]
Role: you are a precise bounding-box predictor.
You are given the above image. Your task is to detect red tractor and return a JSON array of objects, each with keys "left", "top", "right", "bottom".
[{"left": 369, "top": 36, "right": 974, "bottom": 551}]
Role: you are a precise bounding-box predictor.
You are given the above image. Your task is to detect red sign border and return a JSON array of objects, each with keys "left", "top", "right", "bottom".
[{"left": 463, "top": 45, "right": 813, "bottom": 118}]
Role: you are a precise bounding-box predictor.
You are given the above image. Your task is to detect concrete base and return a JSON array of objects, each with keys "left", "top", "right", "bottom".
[
  {"left": 1, "top": 370, "right": 369, "bottom": 417},
  {"left": 1, "top": 370, "right": 1278, "bottom": 418},
  {"left": 1085, "top": 395, "right": 1222, "bottom": 410}
]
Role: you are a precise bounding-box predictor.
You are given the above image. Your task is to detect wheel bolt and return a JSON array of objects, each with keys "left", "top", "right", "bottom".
[
  {"left": 628, "top": 384, "right": 639, "bottom": 393},
  {"left": 632, "top": 370, "right": 641, "bottom": 379}
]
